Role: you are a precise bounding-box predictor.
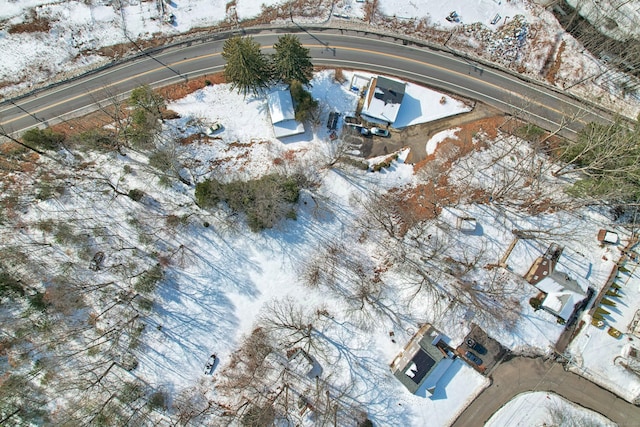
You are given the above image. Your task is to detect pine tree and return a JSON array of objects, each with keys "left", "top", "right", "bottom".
[
  {"left": 222, "top": 36, "right": 271, "bottom": 97},
  {"left": 272, "top": 34, "right": 313, "bottom": 85},
  {"left": 290, "top": 80, "right": 318, "bottom": 122}
]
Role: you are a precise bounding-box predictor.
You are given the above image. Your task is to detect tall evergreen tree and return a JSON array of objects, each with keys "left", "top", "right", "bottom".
[
  {"left": 222, "top": 36, "right": 271, "bottom": 97},
  {"left": 272, "top": 34, "right": 313, "bottom": 85}
]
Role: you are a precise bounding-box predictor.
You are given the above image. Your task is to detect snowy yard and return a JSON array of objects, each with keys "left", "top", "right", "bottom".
[
  {"left": 486, "top": 391, "right": 616, "bottom": 427},
  {"left": 567, "top": 254, "right": 640, "bottom": 403}
]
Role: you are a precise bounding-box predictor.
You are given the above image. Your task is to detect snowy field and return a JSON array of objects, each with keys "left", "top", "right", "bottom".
[
  {"left": 6, "top": 67, "right": 634, "bottom": 424},
  {"left": 486, "top": 391, "right": 616, "bottom": 427}
]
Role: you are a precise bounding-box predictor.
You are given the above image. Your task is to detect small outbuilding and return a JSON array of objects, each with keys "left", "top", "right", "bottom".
[
  {"left": 597, "top": 229, "right": 619, "bottom": 245},
  {"left": 267, "top": 89, "right": 305, "bottom": 138}
]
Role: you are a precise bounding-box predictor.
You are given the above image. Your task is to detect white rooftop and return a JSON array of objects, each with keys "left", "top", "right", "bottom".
[
  {"left": 536, "top": 276, "right": 586, "bottom": 321},
  {"left": 267, "top": 89, "right": 304, "bottom": 138},
  {"left": 361, "top": 76, "right": 406, "bottom": 124}
]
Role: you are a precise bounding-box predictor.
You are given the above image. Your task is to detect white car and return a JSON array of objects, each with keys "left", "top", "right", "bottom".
[
  {"left": 205, "top": 122, "right": 222, "bottom": 136},
  {"left": 204, "top": 354, "right": 217, "bottom": 375},
  {"left": 370, "top": 127, "right": 390, "bottom": 137}
]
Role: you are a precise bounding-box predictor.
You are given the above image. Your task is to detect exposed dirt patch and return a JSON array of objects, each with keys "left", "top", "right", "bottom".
[
  {"left": 7, "top": 10, "right": 51, "bottom": 34},
  {"left": 49, "top": 108, "right": 116, "bottom": 138},
  {"left": 546, "top": 41, "right": 566, "bottom": 85},
  {"left": 156, "top": 74, "right": 225, "bottom": 102}
]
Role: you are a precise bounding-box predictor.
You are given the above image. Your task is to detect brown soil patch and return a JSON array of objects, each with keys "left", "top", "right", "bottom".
[
  {"left": 49, "top": 108, "right": 115, "bottom": 138},
  {"left": 8, "top": 11, "right": 51, "bottom": 34},
  {"left": 412, "top": 114, "right": 507, "bottom": 173},
  {"left": 546, "top": 41, "right": 566, "bottom": 85},
  {"left": 156, "top": 74, "right": 225, "bottom": 101}
]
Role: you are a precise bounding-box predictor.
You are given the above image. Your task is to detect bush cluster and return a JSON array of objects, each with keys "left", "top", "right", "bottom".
[{"left": 195, "top": 174, "right": 301, "bottom": 231}]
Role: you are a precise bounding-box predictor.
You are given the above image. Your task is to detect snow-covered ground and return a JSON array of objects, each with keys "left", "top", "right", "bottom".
[
  {"left": 567, "top": 254, "right": 640, "bottom": 404},
  {"left": 486, "top": 391, "right": 616, "bottom": 427},
  {"left": 2, "top": 0, "right": 640, "bottom": 423},
  {"left": 142, "top": 70, "right": 487, "bottom": 425}
]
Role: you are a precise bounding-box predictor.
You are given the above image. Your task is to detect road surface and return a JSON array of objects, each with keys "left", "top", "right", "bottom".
[
  {"left": 452, "top": 356, "right": 640, "bottom": 426},
  {"left": 0, "top": 27, "right": 614, "bottom": 138}
]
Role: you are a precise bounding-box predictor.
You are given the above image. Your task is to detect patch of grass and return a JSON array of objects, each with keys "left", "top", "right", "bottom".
[
  {"left": 21, "top": 128, "right": 65, "bottom": 150},
  {"left": 516, "top": 124, "right": 545, "bottom": 143}
]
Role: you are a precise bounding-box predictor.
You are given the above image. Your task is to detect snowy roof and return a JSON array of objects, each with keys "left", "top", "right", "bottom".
[
  {"left": 598, "top": 229, "right": 619, "bottom": 244},
  {"left": 536, "top": 275, "right": 586, "bottom": 321},
  {"left": 267, "top": 89, "right": 305, "bottom": 138},
  {"left": 268, "top": 89, "right": 295, "bottom": 123},
  {"left": 361, "top": 76, "right": 406, "bottom": 124},
  {"left": 391, "top": 324, "right": 455, "bottom": 394}
]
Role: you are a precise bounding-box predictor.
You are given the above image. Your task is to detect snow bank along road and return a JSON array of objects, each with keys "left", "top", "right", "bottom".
[
  {"left": 452, "top": 356, "right": 640, "bottom": 427},
  {"left": 0, "top": 27, "right": 616, "bottom": 138}
]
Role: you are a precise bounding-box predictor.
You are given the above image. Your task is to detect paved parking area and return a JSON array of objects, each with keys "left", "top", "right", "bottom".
[
  {"left": 336, "top": 104, "right": 502, "bottom": 163},
  {"left": 456, "top": 324, "right": 508, "bottom": 375}
]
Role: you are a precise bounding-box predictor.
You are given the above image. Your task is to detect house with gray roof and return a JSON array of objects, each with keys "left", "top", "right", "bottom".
[
  {"left": 361, "top": 76, "right": 406, "bottom": 125},
  {"left": 390, "top": 324, "right": 456, "bottom": 395}
]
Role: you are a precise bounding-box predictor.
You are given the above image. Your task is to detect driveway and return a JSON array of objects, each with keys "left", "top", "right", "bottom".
[
  {"left": 452, "top": 356, "right": 640, "bottom": 426},
  {"left": 356, "top": 103, "right": 503, "bottom": 164}
]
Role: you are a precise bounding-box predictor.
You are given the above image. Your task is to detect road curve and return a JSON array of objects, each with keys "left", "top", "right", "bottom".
[
  {"left": 452, "top": 356, "right": 640, "bottom": 427},
  {"left": 0, "top": 27, "right": 613, "bottom": 138}
]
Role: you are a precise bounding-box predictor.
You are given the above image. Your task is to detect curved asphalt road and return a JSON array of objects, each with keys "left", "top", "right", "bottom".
[
  {"left": 0, "top": 27, "right": 614, "bottom": 138},
  {"left": 452, "top": 356, "right": 640, "bottom": 426}
]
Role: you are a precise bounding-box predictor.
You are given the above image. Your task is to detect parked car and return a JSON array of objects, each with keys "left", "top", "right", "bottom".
[
  {"left": 466, "top": 338, "right": 487, "bottom": 355},
  {"left": 205, "top": 122, "right": 222, "bottom": 136},
  {"left": 360, "top": 127, "right": 372, "bottom": 137},
  {"left": 204, "top": 354, "right": 217, "bottom": 375},
  {"left": 370, "top": 127, "right": 390, "bottom": 137},
  {"left": 465, "top": 351, "right": 483, "bottom": 366}
]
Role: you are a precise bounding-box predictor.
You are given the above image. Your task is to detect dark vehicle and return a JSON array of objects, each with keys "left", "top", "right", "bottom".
[
  {"left": 327, "top": 112, "right": 340, "bottom": 130},
  {"left": 204, "top": 354, "right": 217, "bottom": 375},
  {"left": 465, "top": 351, "right": 483, "bottom": 366},
  {"left": 466, "top": 338, "right": 487, "bottom": 355},
  {"left": 370, "top": 127, "right": 390, "bottom": 137}
]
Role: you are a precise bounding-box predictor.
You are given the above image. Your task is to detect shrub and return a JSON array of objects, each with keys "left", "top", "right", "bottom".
[
  {"left": 529, "top": 297, "right": 542, "bottom": 311},
  {"left": 600, "top": 298, "right": 617, "bottom": 307},
  {"left": 128, "top": 189, "right": 145, "bottom": 202},
  {"left": 147, "top": 390, "right": 167, "bottom": 410},
  {"left": 0, "top": 270, "right": 24, "bottom": 299},
  {"left": 21, "top": 128, "right": 65, "bottom": 150},
  {"left": 70, "top": 129, "right": 118, "bottom": 152},
  {"left": 29, "top": 292, "right": 48, "bottom": 312},
  {"left": 135, "top": 264, "right": 164, "bottom": 294},
  {"left": 290, "top": 80, "right": 318, "bottom": 122},
  {"left": 196, "top": 174, "right": 301, "bottom": 231}
]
